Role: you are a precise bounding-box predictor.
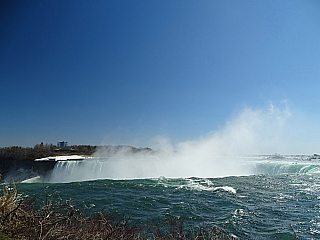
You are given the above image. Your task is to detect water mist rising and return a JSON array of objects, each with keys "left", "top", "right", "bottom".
[{"left": 50, "top": 104, "right": 291, "bottom": 182}]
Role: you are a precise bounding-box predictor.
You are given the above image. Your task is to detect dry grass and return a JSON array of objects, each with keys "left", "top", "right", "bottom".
[
  {"left": 147, "top": 216, "right": 237, "bottom": 240},
  {"left": 0, "top": 182, "right": 238, "bottom": 240}
]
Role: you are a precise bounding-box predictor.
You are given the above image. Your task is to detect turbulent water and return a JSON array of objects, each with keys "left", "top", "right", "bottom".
[{"left": 19, "top": 156, "right": 320, "bottom": 239}]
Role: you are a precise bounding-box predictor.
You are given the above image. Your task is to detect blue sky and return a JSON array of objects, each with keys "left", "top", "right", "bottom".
[{"left": 1, "top": 1, "right": 320, "bottom": 152}]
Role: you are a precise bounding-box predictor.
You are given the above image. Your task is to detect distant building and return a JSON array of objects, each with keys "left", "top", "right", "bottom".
[{"left": 57, "top": 141, "right": 68, "bottom": 147}]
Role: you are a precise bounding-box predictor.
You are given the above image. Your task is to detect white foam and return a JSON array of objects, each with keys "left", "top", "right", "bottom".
[
  {"left": 21, "top": 176, "right": 41, "bottom": 183},
  {"left": 213, "top": 186, "right": 237, "bottom": 194}
]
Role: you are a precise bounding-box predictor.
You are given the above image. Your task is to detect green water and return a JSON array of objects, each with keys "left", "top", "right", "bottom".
[{"left": 18, "top": 167, "right": 320, "bottom": 239}]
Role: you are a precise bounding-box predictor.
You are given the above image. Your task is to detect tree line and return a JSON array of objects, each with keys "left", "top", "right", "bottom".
[
  {"left": 0, "top": 144, "right": 97, "bottom": 161},
  {"left": 0, "top": 144, "right": 155, "bottom": 162}
]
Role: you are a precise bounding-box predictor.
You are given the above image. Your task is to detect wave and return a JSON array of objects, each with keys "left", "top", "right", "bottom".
[
  {"left": 156, "top": 177, "right": 237, "bottom": 194},
  {"left": 248, "top": 160, "right": 320, "bottom": 175}
]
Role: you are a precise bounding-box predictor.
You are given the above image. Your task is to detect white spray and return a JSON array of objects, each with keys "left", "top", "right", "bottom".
[{"left": 50, "top": 103, "right": 292, "bottom": 182}]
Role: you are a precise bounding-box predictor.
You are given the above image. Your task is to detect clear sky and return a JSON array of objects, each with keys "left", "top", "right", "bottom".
[{"left": 1, "top": 1, "right": 320, "bottom": 153}]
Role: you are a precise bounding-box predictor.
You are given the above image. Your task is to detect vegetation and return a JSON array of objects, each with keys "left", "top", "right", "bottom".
[
  {"left": 0, "top": 144, "right": 153, "bottom": 161},
  {"left": 0, "top": 182, "right": 237, "bottom": 239},
  {"left": 0, "top": 144, "right": 96, "bottom": 161}
]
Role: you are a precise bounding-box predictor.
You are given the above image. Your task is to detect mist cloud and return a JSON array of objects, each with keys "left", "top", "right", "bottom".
[{"left": 50, "top": 103, "right": 295, "bottom": 182}]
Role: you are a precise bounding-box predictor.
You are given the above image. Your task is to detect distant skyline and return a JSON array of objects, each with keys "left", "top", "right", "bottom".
[{"left": 1, "top": 1, "right": 320, "bottom": 154}]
